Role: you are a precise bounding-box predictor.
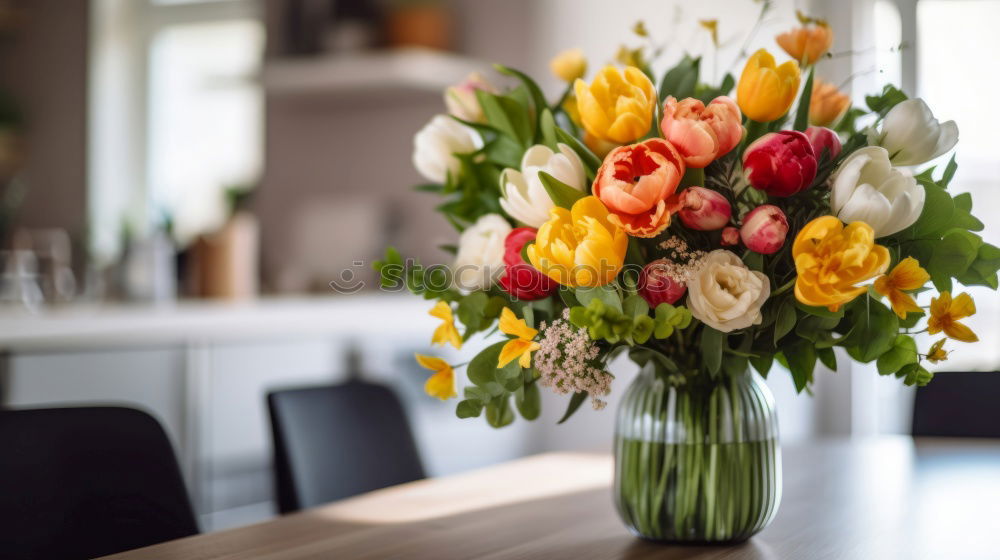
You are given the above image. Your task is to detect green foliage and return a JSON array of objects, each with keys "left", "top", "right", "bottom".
[
  {"left": 372, "top": 247, "right": 456, "bottom": 300},
  {"left": 653, "top": 303, "right": 693, "bottom": 339},
  {"left": 557, "top": 391, "right": 588, "bottom": 424},
  {"left": 659, "top": 55, "right": 700, "bottom": 102},
  {"left": 865, "top": 84, "right": 908, "bottom": 118},
  {"left": 461, "top": 341, "right": 541, "bottom": 426},
  {"left": 876, "top": 334, "right": 918, "bottom": 376},
  {"left": 793, "top": 66, "right": 814, "bottom": 132},
  {"left": 700, "top": 327, "right": 725, "bottom": 377},
  {"left": 456, "top": 291, "right": 506, "bottom": 340},
  {"left": 538, "top": 171, "right": 586, "bottom": 209}
]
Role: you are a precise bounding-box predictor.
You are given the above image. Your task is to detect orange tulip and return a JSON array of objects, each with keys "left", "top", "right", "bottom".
[
  {"left": 592, "top": 138, "right": 685, "bottom": 238},
  {"left": 810, "top": 79, "right": 851, "bottom": 127},
  {"left": 660, "top": 96, "right": 743, "bottom": 168},
  {"left": 776, "top": 24, "right": 833, "bottom": 65}
]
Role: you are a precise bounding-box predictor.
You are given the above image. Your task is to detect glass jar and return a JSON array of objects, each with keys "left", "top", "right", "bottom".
[{"left": 614, "top": 365, "right": 781, "bottom": 543}]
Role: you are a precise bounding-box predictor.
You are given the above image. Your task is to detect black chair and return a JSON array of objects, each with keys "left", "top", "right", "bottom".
[
  {"left": 912, "top": 371, "right": 1000, "bottom": 438},
  {"left": 268, "top": 380, "right": 425, "bottom": 513},
  {"left": 0, "top": 406, "right": 198, "bottom": 559}
]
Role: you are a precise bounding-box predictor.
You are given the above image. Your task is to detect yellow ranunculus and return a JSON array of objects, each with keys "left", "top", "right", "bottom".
[
  {"left": 550, "top": 48, "right": 587, "bottom": 83},
  {"left": 573, "top": 66, "right": 656, "bottom": 144},
  {"left": 429, "top": 301, "right": 462, "bottom": 349},
  {"left": 527, "top": 196, "right": 628, "bottom": 288},
  {"left": 873, "top": 257, "right": 930, "bottom": 318},
  {"left": 793, "top": 216, "right": 890, "bottom": 312},
  {"left": 737, "top": 49, "right": 801, "bottom": 123},
  {"left": 497, "top": 307, "right": 540, "bottom": 369},
  {"left": 928, "top": 292, "right": 979, "bottom": 343},
  {"left": 415, "top": 354, "right": 457, "bottom": 400}
]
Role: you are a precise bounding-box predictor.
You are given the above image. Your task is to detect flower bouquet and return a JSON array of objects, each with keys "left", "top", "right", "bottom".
[{"left": 375, "top": 9, "right": 999, "bottom": 544}]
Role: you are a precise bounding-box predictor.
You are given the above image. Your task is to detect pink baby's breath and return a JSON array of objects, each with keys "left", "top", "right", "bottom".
[{"left": 535, "top": 309, "right": 613, "bottom": 410}]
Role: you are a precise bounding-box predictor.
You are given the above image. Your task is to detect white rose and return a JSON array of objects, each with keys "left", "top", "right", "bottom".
[
  {"left": 830, "top": 146, "right": 924, "bottom": 237},
  {"left": 453, "top": 213, "right": 511, "bottom": 292},
  {"left": 412, "top": 114, "right": 484, "bottom": 183},
  {"left": 444, "top": 72, "right": 496, "bottom": 123},
  {"left": 499, "top": 143, "right": 587, "bottom": 227},
  {"left": 687, "top": 250, "right": 770, "bottom": 333},
  {"left": 871, "top": 98, "right": 958, "bottom": 166}
]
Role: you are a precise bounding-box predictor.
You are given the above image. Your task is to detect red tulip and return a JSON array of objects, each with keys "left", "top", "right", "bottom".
[
  {"left": 740, "top": 205, "right": 789, "bottom": 254},
  {"left": 742, "top": 130, "right": 817, "bottom": 197},
  {"left": 721, "top": 226, "right": 741, "bottom": 247},
  {"left": 637, "top": 259, "right": 687, "bottom": 307},
  {"left": 804, "top": 126, "right": 842, "bottom": 161},
  {"left": 677, "top": 186, "right": 732, "bottom": 231},
  {"left": 499, "top": 228, "right": 557, "bottom": 300}
]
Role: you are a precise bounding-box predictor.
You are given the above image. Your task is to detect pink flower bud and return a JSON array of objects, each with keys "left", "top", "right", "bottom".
[
  {"left": 677, "top": 186, "right": 732, "bottom": 231},
  {"left": 804, "top": 126, "right": 842, "bottom": 160},
  {"left": 638, "top": 259, "right": 687, "bottom": 307},
  {"left": 742, "top": 130, "right": 817, "bottom": 197},
  {"left": 721, "top": 226, "right": 740, "bottom": 247},
  {"left": 740, "top": 205, "right": 789, "bottom": 254}
]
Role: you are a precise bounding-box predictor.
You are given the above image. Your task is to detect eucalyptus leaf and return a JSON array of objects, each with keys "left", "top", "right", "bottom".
[{"left": 557, "top": 391, "right": 589, "bottom": 424}]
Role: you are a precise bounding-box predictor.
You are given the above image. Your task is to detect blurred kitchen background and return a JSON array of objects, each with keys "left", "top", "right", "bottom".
[{"left": 0, "top": 0, "right": 997, "bottom": 532}]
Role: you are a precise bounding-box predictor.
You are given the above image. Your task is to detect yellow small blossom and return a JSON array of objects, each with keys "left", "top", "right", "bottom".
[
  {"left": 873, "top": 257, "right": 930, "bottom": 318},
  {"left": 429, "top": 301, "right": 462, "bottom": 349},
  {"left": 497, "top": 307, "right": 541, "bottom": 369},
  {"left": 415, "top": 354, "right": 457, "bottom": 400},
  {"left": 550, "top": 48, "right": 587, "bottom": 83},
  {"left": 928, "top": 292, "right": 979, "bottom": 343},
  {"left": 926, "top": 339, "right": 949, "bottom": 364},
  {"left": 699, "top": 19, "right": 719, "bottom": 47}
]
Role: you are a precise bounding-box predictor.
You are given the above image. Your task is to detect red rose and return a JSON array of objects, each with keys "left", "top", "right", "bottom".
[
  {"left": 742, "top": 130, "right": 817, "bottom": 197},
  {"left": 637, "top": 259, "right": 687, "bottom": 307},
  {"left": 499, "top": 228, "right": 557, "bottom": 300}
]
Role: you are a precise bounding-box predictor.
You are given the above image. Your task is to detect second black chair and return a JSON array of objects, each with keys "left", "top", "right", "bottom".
[
  {"left": 268, "top": 380, "right": 425, "bottom": 513},
  {"left": 912, "top": 371, "right": 1000, "bottom": 438}
]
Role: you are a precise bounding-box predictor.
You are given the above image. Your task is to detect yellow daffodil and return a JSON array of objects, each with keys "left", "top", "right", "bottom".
[
  {"left": 810, "top": 79, "right": 851, "bottom": 127},
  {"left": 497, "top": 307, "right": 540, "bottom": 368},
  {"left": 415, "top": 354, "right": 457, "bottom": 400},
  {"left": 776, "top": 20, "right": 833, "bottom": 65},
  {"left": 527, "top": 196, "right": 628, "bottom": 288},
  {"left": 928, "top": 292, "right": 979, "bottom": 342},
  {"left": 873, "top": 257, "right": 930, "bottom": 318},
  {"left": 550, "top": 48, "right": 587, "bottom": 83},
  {"left": 573, "top": 65, "right": 656, "bottom": 143},
  {"left": 429, "top": 301, "right": 462, "bottom": 349},
  {"left": 926, "top": 339, "right": 949, "bottom": 364},
  {"left": 737, "top": 49, "right": 801, "bottom": 122},
  {"left": 793, "top": 216, "right": 890, "bottom": 312}
]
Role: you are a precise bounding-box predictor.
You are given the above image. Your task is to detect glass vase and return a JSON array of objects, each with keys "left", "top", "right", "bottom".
[{"left": 613, "top": 365, "right": 781, "bottom": 543}]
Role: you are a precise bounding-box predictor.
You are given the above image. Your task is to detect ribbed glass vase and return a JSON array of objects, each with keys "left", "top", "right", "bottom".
[{"left": 614, "top": 365, "right": 781, "bottom": 543}]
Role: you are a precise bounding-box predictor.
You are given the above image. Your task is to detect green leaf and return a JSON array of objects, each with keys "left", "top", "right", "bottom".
[
  {"left": 623, "top": 294, "right": 649, "bottom": 319},
  {"left": 784, "top": 338, "right": 817, "bottom": 392},
  {"left": 817, "top": 347, "right": 837, "bottom": 371},
  {"left": 538, "top": 171, "right": 586, "bottom": 209},
  {"left": 910, "top": 183, "right": 955, "bottom": 237},
  {"left": 865, "top": 84, "right": 907, "bottom": 118},
  {"left": 928, "top": 230, "right": 981, "bottom": 291},
  {"left": 557, "top": 391, "right": 588, "bottom": 424},
  {"left": 940, "top": 154, "right": 958, "bottom": 188},
  {"left": 476, "top": 89, "right": 533, "bottom": 147},
  {"left": 750, "top": 353, "right": 774, "bottom": 377},
  {"left": 876, "top": 334, "right": 918, "bottom": 376},
  {"left": 576, "top": 285, "right": 622, "bottom": 312},
  {"left": 555, "top": 127, "right": 603, "bottom": 172},
  {"left": 900, "top": 363, "right": 934, "bottom": 386},
  {"left": 515, "top": 382, "right": 541, "bottom": 420},
  {"left": 456, "top": 399, "right": 483, "bottom": 419},
  {"left": 844, "top": 298, "right": 899, "bottom": 363},
  {"left": 467, "top": 341, "right": 508, "bottom": 386},
  {"left": 539, "top": 109, "right": 558, "bottom": 149},
  {"left": 658, "top": 55, "right": 700, "bottom": 102},
  {"left": 494, "top": 63, "right": 549, "bottom": 118},
  {"left": 485, "top": 396, "right": 515, "bottom": 428},
  {"left": 700, "top": 327, "right": 725, "bottom": 376},
  {"left": 793, "top": 66, "right": 814, "bottom": 131},
  {"left": 774, "top": 299, "right": 797, "bottom": 345},
  {"left": 795, "top": 301, "right": 845, "bottom": 319}
]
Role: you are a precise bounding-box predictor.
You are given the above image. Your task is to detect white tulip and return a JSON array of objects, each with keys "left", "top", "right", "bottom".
[
  {"left": 444, "top": 72, "right": 496, "bottom": 123},
  {"left": 686, "top": 250, "right": 770, "bottom": 333},
  {"left": 452, "top": 213, "right": 511, "bottom": 292},
  {"left": 871, "top": 98, "right": 958, "bottom": 166},
  {"left": 830, "top": 146, "right": 924, "bottom": 237},
  {"left": 412, "top": 115, "right": 484, "bottom": 183},
  {"left": 499, "top": 143, "right": 587, "bottom": 227}
]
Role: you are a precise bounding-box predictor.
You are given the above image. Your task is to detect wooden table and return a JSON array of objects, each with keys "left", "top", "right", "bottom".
[{"left": 103, "top": 437, "right": 1000, "bottom": 559}]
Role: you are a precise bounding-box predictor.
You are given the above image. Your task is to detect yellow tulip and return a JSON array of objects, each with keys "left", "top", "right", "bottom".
[
  {"left": 415, "top": 354, "right": 457, "bottom": 400},
  {"left": 926, "top": 339, "right": 949, "bottom": 364},
  {"left": 810, "top": 79, "right": 851, "bottom": 127},
  {"left": 573, "top": 66, "right": 656, "bottom": 144},
  {"left": 737, "top": 49, "right": 801, "bottom": 123},
  {"left": 928, "top": 292, "right": 978, "bottom": 343},
  {"left": 550, "top": 48, "right": 587, "bottom": 83},
  {"left": 429, "top": 301, "right": 462, "bottom": 349},
  {"left": 776, "top": 24, "right": 834, "bottom": 66},
  {"left": 527, "top": 196, "right": 628, "bottom": 288},
  {"left": 873, "top": 257, "right": 930, "bottom": 318},
  {"left": 497, "top": 307, "right": 540, "bottom": 369},
  {"left": 793, "top": 216, "right": 890, "bottom": 312}
]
